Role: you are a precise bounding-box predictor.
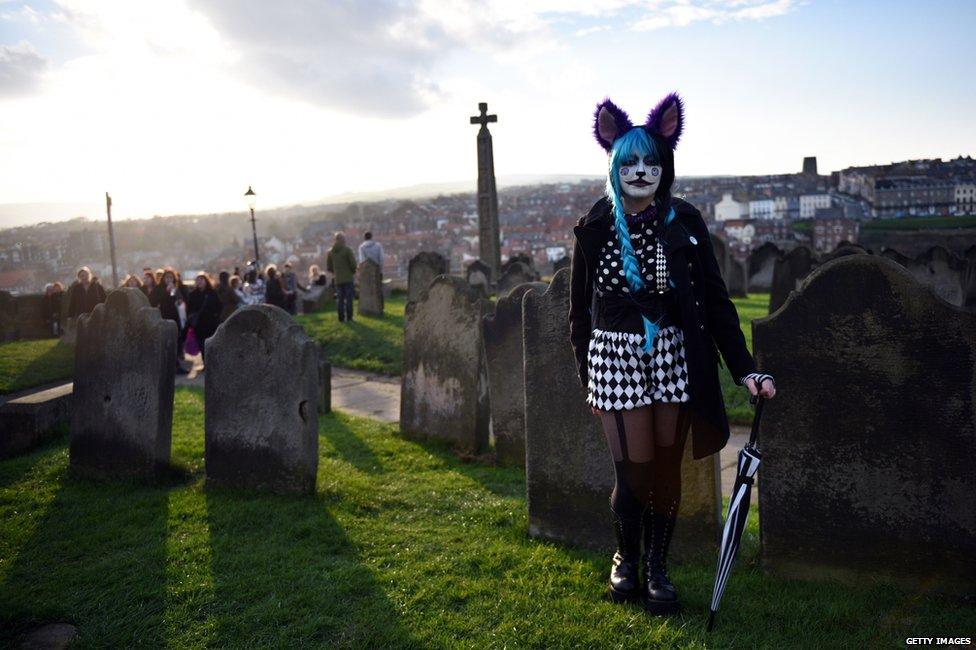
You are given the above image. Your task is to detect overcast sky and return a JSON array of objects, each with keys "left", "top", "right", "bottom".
[{"left": 1, "top": 0, "right": 974, "bottom": 223}]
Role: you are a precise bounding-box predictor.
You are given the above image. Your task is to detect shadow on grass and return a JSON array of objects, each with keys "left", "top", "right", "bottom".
[
  {"left": 204, "top": 486, "right": 420, "bottom": 648},
  {"left": 321, "top": 416, "right": 388, "bottom": 475},
  {"left": 0, "top": 467, "right": 169, "bottom": 647},
  {"left": 0, "top": 427, "right": 68, "bottom": 491},
  {"left": 390, "top": 429, "right": 524, "bottom": 501},
  {"left": 4, "top": 340, "right": 74, "bottom": 395}
]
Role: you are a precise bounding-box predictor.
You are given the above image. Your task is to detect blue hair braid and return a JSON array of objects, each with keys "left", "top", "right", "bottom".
[{"left": 606, "top": 127, "right": 667, "bottom": 354}]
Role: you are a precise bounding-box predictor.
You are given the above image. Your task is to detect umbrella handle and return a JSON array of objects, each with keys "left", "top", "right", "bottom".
[{"left": 748, "top": 396, "right": 765, "bottom": 447}]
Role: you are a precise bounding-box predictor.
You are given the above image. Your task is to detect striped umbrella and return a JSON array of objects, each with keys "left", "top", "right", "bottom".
[{"left": 707, "top": 396, "right": 765, "bottom": 633}]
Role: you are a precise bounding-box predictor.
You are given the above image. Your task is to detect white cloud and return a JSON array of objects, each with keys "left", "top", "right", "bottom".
[
  {"left": 632, "top": 0, "right": 800, "bottom": 31},
  {"left": 0, "top": 41, "right": 48, "bottom": 97}
]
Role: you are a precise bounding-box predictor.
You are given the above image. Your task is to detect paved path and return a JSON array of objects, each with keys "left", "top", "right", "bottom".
[
  {"left": 176, "top": 357, "right": 748, "bottom": 494},
  {"left": 175, "top": 356, "right": 400, "bottom": 423}
]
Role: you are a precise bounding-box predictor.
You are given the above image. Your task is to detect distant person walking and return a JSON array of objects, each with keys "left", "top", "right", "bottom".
[
  {"left": 216, "top": 271, "right": 241, "bottom": 322},
  {"left": 42, "top": 282, "right": 64, "bottom": 337},
  {"left": 153, "top": 268, "right": 189, "bottom": 373},
  {"left": 264, "top": 264, "right": 287, "bottom": 310},
  {"left": 326, "top": 231, "right": 357, "bottom": 323},
  {"left": 281, "top": 262, "right": 306, "bottom": 315},
  {"left": 66, "top": 266, "right": 106, "bottom": 319},
  {"left": 141, "top": 267, "right": 158, "bottom": 304},
  {"left": 122, "top": 274, "right": 143, "bottom": 290},
  {"left": 358, "top": 231, "right": 384, "bottom": 270},
  {"left": 186, "top": 273, "right": 222, "bottom": 363}
]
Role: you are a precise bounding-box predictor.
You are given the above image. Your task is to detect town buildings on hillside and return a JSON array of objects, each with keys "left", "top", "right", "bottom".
[{"left": 1, "top": 155, "right": 975, "bottom": 294}]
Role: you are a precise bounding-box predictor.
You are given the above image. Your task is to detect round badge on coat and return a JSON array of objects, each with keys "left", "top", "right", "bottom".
[{"left": 689, "top": 236, "right": 698, "bottom": 245}]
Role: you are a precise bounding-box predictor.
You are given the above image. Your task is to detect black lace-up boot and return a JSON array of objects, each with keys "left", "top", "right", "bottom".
[
  {"left": 607, "top": 504, "right": 643, "bottom": 603},
  {"left": 642, "top": 507, "right": 681, "bottom": 615}
]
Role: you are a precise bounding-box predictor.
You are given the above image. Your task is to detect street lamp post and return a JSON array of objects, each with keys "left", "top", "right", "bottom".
[{"left": 244, "top": 186, "right": 259, "bottom": 265}]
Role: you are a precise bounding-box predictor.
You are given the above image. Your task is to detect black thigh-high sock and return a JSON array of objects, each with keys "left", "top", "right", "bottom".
[{"left": 609, "top": 411, "right": 654, "bottom": 521}]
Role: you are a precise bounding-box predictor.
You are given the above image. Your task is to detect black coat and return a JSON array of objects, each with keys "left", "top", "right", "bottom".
[
  {"left": 569, "top": 196, "right": 756, "bottom": 459},
  {"left": 66, "top": 280, "right": 106, "bottom": 318},
  {"left": 187, "top": 288, "right": 222, "bottom": 342}
]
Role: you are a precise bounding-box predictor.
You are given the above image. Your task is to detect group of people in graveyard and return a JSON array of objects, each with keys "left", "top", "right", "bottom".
[{"left": 46, "top": 230, "right": 383, "bottom": 369}]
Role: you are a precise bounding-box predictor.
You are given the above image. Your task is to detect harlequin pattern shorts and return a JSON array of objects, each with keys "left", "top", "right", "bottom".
[{"left": 586, "top": 325, "right": 691, "bottom": 411}]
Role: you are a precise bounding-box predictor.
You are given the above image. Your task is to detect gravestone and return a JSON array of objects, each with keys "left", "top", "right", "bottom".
[
  {"left": 747, "top": 242, "right": 781, "bottom": 291},
  {"left": 205, "top": 305, "right": 319, "bottom": 494},
  {"left": 501, "top": 254, "right": 534, "bottom": 275},
  {"left": 729, "top": 258, "right": 749, "bottom": 297},
  {"left": 318, "top": 344, "right": 332, "bottom": 415},
  {"left": 357, "top": 259, "right": 384, "bottom": 316},
  {"left": 963, "top": 259, "right": 976, "bottom": 310},
  {"left": 301, "top": 285, "right": 333, "bottom": 314},
  {"left": 754, "top": 255, "right": 976, "bottom": 596},
  {"left": 552, "top": 255, "right": 571, "bottom": 274},
  {"left": 407, "top": 251, "right": 449, "bottom": 303},
  {"left": 769, "top": 246, "right": 817, "bottom": 313},
  {"left": 482, "top": 281, "right": 546, "bottom": 466},
  {"left": 466, "top": 259, "right": 492, "bottom": 294},
  {"left": 69, "top": 288, "right": 176, "bottom": 479},
  {"left": 710, "top": 233, "right": 746, "bottom": 297},
  {"left": 884, "top": 246, "right": 966, "bottom": 307},
  {"left": 497, "top": 261, "right": 538, "bottom": 297},
  {"left": 401, "top": 275, "right": 492, "bottom": 454},
  {"left": 523, "top": 270, "right": 721, "bottom": 558}
]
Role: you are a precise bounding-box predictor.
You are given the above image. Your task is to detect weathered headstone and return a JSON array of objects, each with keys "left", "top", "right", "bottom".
[
  {"left": 501, "top": 254, "right": 534, "bottom": 275},
  {"left": 754, "top": 255, "right": 976, "bottom": 596},
  {"left": 205, "top": 305, "right": 319, "bottom": 494},
  {"left": 482, "top": 281, "right": 546, "bottom": 466},
  {"left": 466, "top": 259, "right": 492, "bottom": 294},
  {"left": 318, "top": 344, "right": 332, "bottom": 415},
  {"left": 883, "top": 246, "right": 966, "bottom": 307},
  {"left": 497, "top": 261, "right": 538, "bottom": 297},
  {"left": 401, "top": 276, "right": 492, "bottom": 454},
  {"left": 523, "top": 270, "right": 721, "bottom": 558},
  {"left": 357, "top": 258, "right": 384, "bottom": 316},
  {"left": 470, "top": 102, "right": 502, "bottom": 280},
  {"left": 407, "top": 251, "right": 449, "bottom": 303},
  {"left": 301, "top": 285, "right": 333, "bottom": 314},
  {"left": 710, "top": 233, "right": 747, "bottom": 297},
  {"left": 552, "top": 255, "right": 571, "bottom": 274},
  {"left": 747, "top": 242, "right": 781, "bottom": 291},
  {"left": 769, "top": 246, "right": 817, "bottom": 313},
  {"left": 729, "top": 258, "right": 749, "bottom": 297},
  {"left": 69, "top": 288, "right": 176, "bottom": 479}
]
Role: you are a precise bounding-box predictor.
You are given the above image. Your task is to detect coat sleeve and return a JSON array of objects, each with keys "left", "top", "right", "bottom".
[
  {"left": 688, "top": 209, "right": 757, "bottom": 384},
  {"left": 568, "top": 229, "right": 592, "bottom": 389}
]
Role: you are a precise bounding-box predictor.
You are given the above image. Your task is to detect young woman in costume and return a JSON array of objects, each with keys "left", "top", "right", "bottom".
[{"left": 568, "top": 93, "right": 776, "bottom": 615}]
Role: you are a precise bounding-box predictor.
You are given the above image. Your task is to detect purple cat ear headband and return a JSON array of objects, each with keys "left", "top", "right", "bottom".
[{"left": 593, "top": 92, "right": 685, "bottom": 152}]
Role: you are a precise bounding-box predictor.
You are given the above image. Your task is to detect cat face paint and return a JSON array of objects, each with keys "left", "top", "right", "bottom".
[{"left": 618, "top": 154, "right": 662, "bottom": 198}]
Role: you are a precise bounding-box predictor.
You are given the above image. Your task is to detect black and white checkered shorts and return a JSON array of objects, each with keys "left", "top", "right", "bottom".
[{"left": 586, "top": 325, "right": 691, "bottom": 411}]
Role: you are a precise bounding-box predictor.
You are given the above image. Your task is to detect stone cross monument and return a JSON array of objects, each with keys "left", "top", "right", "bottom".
[{"left": 470, "top": 102, "right": 502, "bottom": 282}]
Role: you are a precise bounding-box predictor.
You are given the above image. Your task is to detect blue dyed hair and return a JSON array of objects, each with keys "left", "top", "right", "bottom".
[{"left": 605, "top": 127, "right": 675, "bottom": 353}]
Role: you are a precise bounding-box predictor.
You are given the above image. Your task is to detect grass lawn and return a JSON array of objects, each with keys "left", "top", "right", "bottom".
[
  {"left": 0, "top": 339, "right": 74, "bottom": 395},
  {"left": 297, "top": 293, "right": 406, "bottom": 375},
  {"left": 723, "top": 293, "right": 769, "bottom": 426},
  {"left": 1, "top": 387, "right": 971, "bottom": 648}
]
